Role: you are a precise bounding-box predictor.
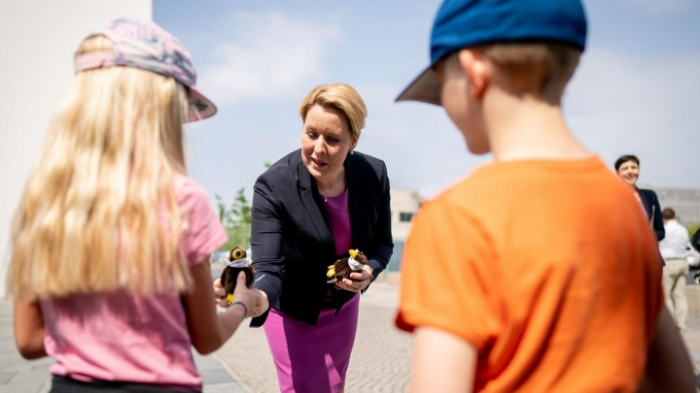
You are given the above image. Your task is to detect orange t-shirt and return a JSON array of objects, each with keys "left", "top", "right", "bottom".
[{"left": 396, "top": 157, "right": 663, "bottom": 392}]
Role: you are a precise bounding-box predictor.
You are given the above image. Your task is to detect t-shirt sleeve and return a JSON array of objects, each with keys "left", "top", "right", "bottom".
[
  {"left": 395, "top": 199, "right": 500, "bottom": 349},
  {"left": 178, "top": 178, "right": 228, "bottom": 266}
]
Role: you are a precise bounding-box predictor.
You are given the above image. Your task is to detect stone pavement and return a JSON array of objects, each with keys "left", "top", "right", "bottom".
[
  {"left": 4, "top": 277, "right": 700, "bottom": 392},
  {"left": 682, "top": 317, "right": 700, "bottom": 375}
]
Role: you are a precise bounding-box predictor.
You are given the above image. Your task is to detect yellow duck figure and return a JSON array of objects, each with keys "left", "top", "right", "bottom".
[
  {"left": 220, "top": 247, "right": 256, "bottom": 305},
  {"left": 327, "top": 249, "right": 367, "bottom": 284}
]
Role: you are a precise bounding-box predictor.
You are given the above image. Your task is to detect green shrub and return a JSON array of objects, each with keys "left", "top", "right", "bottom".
[
  {"left": 688, "top": 222, "right": 700, "bottom": 238},
  {"left": 216, "top": 188, "right": 251, "bottom": 251}
]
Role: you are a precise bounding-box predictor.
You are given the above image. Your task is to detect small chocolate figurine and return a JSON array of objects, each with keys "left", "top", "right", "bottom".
[{"left": 220, "top": 247, "right": 256, "bottom": 304}]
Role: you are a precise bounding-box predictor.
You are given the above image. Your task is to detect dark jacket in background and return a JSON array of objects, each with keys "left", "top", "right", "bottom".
[
  {"left": 637, "top": 187, "right": 665, "bottom": 241},
  {"left": 250, "top": 149, "right": 393, "bottom": 327},
  {"left": 638, "top": 187, "right": 665, "bottom": 266}
]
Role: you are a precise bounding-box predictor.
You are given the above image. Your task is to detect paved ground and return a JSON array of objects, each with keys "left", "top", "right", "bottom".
[{"left": 3, "top": 275, "right": 700, "bottom": 392}]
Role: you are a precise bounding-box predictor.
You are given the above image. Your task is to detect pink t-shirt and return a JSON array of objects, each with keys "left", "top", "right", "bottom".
[{"left": 40, "top": 175, "right": 227, "bottom": 390}]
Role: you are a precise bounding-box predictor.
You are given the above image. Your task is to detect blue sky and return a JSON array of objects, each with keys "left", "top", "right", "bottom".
[{"left": 154, "top": 0, "right": 700, "bottom": 204}]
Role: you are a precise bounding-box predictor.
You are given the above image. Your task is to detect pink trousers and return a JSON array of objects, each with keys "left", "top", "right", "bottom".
[{"left": 263, "top": 294, "right": 360, "bottom": 393}]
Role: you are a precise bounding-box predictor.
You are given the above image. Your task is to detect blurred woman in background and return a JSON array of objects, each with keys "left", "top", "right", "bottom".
[{"left": 615, "top": 154, "right": 665, "bottom": 243}]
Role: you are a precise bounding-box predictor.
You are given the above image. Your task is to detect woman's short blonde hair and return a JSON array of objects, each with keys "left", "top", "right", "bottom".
[
  {"left": 476, "top": 42, "right": 581, "bottom": 103},
  {"left": 299, "top": 83, "right": 367, "bottom": 140},
  {"left": 7, "top": 35, "right": 192, "bottom": 300}
]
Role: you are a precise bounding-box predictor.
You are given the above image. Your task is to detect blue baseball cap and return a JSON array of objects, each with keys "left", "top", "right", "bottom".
[{"left": 396, "top": 0, "right": 587, "bottom": 105}]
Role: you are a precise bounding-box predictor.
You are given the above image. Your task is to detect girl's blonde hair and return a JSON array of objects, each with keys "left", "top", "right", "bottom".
[
  {"left": 299, "top": 83, "right": 367, "bottom": 140},
  {"left": 7, "top": 36, "right": 193, "bottom": 301}
]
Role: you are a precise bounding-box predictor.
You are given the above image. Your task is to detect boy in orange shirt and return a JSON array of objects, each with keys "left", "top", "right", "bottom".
[{"left": 394, "top": 0, "right": 695, "bottom": 392}]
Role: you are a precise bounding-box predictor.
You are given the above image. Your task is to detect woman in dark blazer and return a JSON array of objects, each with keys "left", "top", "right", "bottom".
[
  {"left": 615, "top": 155, "right": 665, "bottom": 242},
  {"left": 250, "top": 83, "right": 393, "bottom": 393}
]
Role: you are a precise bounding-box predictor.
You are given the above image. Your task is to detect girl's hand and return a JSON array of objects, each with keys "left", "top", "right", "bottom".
[
  {"left": 218, "top": 272, "right": 269, "bottom": 318},
  {"left": 336, "top": 265, "right": 373, "bottom": 293},
  {"left": 213, "top": 278, "right": 228, "bottom": 308}
]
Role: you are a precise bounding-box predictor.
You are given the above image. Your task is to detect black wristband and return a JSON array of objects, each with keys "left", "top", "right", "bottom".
[{"left": 231, "top": 301, "right": 248, "bottom": 318}]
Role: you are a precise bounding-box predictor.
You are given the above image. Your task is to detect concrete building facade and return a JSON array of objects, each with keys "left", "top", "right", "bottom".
[
  {"left": 387, "top": 189, "right": 424, "bottom": 271},
  {"left": 646, "top": 185, "right": 700, "bottom": 226},
  {"left": 0, "top": 1, "right": 152, "bottom": 296}
]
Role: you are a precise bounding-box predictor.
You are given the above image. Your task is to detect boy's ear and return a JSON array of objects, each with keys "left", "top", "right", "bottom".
[{"left": 458, "top": 49, "right": 489, "bottom": 99}]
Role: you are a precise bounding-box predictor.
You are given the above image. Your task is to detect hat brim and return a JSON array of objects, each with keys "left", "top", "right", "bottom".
[
  {"left": 395, "top": 65, "right": 442, "bottom": 106},
  {"left": 186, "top": 87, "right": 217, "bottom": 123}
]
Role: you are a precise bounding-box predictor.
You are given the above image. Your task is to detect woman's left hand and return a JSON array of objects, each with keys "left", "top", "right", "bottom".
[{"left": 336, "top": 265, "right": 373, "bottom": 292}]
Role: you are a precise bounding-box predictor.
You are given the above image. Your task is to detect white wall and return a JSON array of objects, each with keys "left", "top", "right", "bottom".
[
  {"left": 390, "top": 189, "right": 423, "bottom": 240},
  {"left": 0, "top": 1, "right": 152, "bottom": 297}
]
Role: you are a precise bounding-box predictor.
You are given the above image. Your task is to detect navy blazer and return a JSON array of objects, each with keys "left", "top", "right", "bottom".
[
  {"left": 250, "top": 149, "right": 393, "bottom": 326},
  {"left": 637, "top": 187, "right": 665, "bottom": 241}
]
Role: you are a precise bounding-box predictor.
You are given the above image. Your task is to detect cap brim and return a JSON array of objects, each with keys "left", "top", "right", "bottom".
[
  {"left": 186, "top": 87, "right": 217, "bottom": 123},
  {"left": 395, "top": 65, "right": 442, "bottom": 106}
]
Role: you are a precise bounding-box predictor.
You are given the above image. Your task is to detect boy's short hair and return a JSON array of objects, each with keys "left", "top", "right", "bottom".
[
  {"left": 475, "top": 42, "right": 581, "bottom": 102},
  {"left": 397, "top": 0, "right": 587, "bottom": 105},
  {"left": 662, "top": 208, "right": 676, "bottom": 220}
]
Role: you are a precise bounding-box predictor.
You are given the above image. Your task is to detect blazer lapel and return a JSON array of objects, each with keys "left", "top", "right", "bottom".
[
  {"left": 636, "top": 188, "right": 652, "bottom": 219},
  {"left": 296, "top": 158, "right": 336, "bottom": 253},
  {"left": 345, "top": 154, "right": 364, "bottom": 249}
]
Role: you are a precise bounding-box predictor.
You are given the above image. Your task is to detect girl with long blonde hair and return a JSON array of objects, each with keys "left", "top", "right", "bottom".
[{"left": 8, "top": 17, "right": 267, "bottom": 393}]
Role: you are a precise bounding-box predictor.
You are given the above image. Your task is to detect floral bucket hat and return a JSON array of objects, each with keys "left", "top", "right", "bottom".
[{"left": 73, "top": 17, "right": 216, "bottom": 122}]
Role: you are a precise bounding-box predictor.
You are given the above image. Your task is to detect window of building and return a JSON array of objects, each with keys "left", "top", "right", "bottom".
[{"left": 399, "top": 212, "right": 413, "bottom": 222}]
